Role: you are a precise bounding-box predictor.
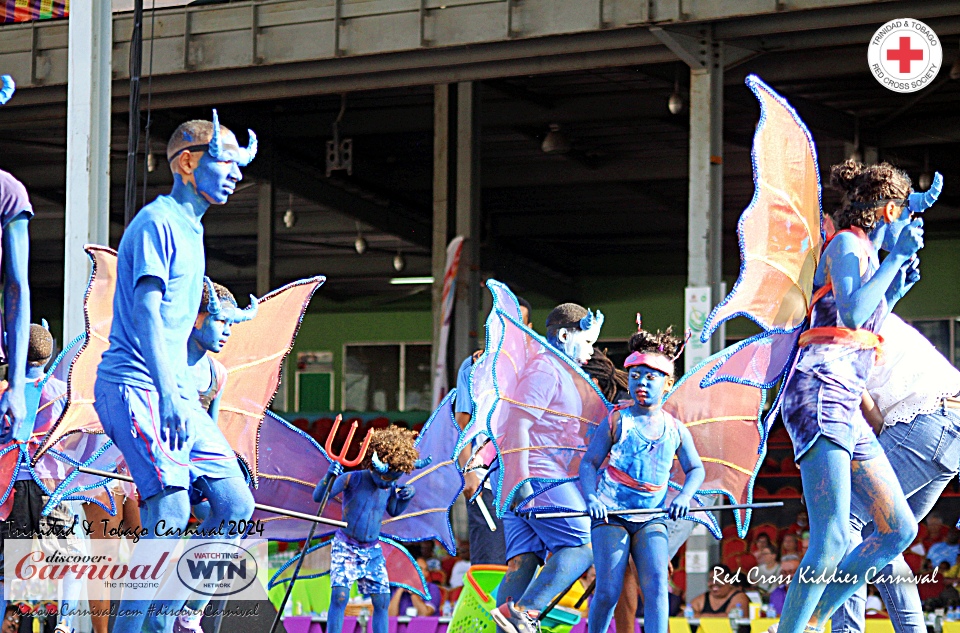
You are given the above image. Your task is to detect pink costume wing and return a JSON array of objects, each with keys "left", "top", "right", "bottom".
[
  {"left": 249, "top": 410, "right": 344, "bottom": 541},
  {"left": 34, "top": 246, "right": 117, "bottom": 461},
  {"left": 268, "top": 535, "right": 431, "bottom": 601},
  {"left": 380, "top": 391, "right": 464, "bottom": 554},
  {"left": 214, "top": 277, "right": 325, "bottom": 483},
  {"left": 702, "top": 74, "right": 823, "bottom": 342},
  {"left": 472, "top": 280, "right": 611, "bottom": 516},
  {"left": 664, "top": 352, "right": 767, "bottom": 539}
]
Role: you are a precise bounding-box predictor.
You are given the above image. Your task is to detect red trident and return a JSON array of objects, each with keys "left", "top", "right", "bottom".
[
  {"left": 270, "top": 414, "right": 376, "bottom": 633},
  {"left": 324, "top": 414, "right": 373, "bottom": 468}
]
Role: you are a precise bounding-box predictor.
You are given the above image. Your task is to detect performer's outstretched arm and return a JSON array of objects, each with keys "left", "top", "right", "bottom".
[
  {"left": 132, "top": 276, "right": 192, "bottom": 449},
  {"left": 669, "top": 424, "right": 705, "bottom": 520},
  {"left": 0, "top": 215, "right": 29, "bottom": 442},
  {"left": 579, "top": 411, "right": 616, "bottom": 520}
]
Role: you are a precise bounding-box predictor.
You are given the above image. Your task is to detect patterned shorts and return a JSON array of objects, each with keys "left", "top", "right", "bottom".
[{"left": 329, "top": 530, "right": 390, "bottom": 595}]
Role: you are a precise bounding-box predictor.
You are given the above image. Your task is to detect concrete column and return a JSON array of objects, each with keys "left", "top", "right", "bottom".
[
  {"left": 685, "top": 38, "right": 724, "bottom": 601},
  {"left": 432, "top": 84, "right": 451, "bottom": 379},
  {"left": 257, "top": 181, "right": 274, "bottom": 297},
  {"left": 453, "top": 82, "right": 481, "bottom": 364},
  {"left": 687, "top": 40, "right": 725, "bottom": 354},
  {"left": 63, "top": 2, "right": 112, "bottom": 342}
]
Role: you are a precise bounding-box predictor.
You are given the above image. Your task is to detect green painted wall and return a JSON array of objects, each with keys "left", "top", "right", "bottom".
[{"left": 285, "top": 238, "right": 960, "bottom": 412}]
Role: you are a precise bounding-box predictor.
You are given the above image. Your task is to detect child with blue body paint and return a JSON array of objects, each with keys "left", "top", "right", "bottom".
[
  {"left": 579, "top": 324, "right": 705, "bottom": 633},
  {"left": 775, "top": 159, "right": 935, "bottom": 633}
]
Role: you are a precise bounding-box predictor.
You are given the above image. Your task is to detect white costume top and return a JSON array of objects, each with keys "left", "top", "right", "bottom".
[{"left": 866, "top": 314, "right": 960, "bottom": 426}]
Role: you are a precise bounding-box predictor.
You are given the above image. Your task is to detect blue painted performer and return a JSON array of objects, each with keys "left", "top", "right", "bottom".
[
  {"left": 490, "top": 303, "right": 600, "bottom": 633},
  {"left": 174, "top": 278, "right": 257, "bottom": 633},
  {"left": 312, "top": 425, "right": 432, "bottom": 633},
  {"left": 776, "top": 159, "right": 931, "bottom": 633},
  {"left": 94, "top": 111, "right": 257, "bottom": 633},
  {"left": 579, "top": 324, "right": 705, "bottom": 633}
]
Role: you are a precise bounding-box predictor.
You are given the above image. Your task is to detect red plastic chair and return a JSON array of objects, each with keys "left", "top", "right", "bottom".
[
  {"left": 721, "top": 524, "right": 739, "bottom": 539},
  {"left": 291, "top": 417, "right": 310, "bottom": 431},
  {"left": 752, "top": 485, "right": 771, "bottom": 499},
  {"left": 724, "top": 552, "right": 757, "bottom": 573},
  {"left": 775, "top": 485, "right": 801, "bottom": 498},
  {"left": 779, "top": 456, "right": 800, "bottom": 474},
  {"left": 721, "top": 538, "right": 747, "bottom": 559},
  {"left": 310, "top": 417, "right": 335, "bottom": 443},
  {"left": 749, "top": 523, "right": 779, "bottom": 545},
  {"left": 904, "top": 552, "right": 923, "bottom": 573},
  {"left": 672, "top": 569, "right": 687, "bottom": 594},
  {"left": 448, "top": 586, "right": 463, "bottom": 603},
  {"left": 769, "top": 427, "right": 790, "bottom": 446}
]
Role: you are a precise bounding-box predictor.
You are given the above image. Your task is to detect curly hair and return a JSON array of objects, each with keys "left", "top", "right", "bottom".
[
  {"left": 582, "top": 350, "right": 629, "bottom": 401},
  {"left": 628, "top": 326, "right": 683, "bottom": 360},
  {"left": 830, "top": 159, "right": 912, "bottom": 231},
  {"left": 28, "top": 324, "right": 53, "bottom": 367},
  {"left": 200, "top": 281, "right": 238, "bottom": 314},
  {"left": 361, "top": 425, "right": 420, "bottom": 474},
  {"left": 545, "top": 303, "right": 588, "bottom": 337}
]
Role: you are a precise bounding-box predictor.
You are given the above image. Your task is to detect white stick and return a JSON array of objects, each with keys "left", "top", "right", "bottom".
[
  {"left": 76, "top": 465, "right": 348, "bottom": 528},
  {"left": 476, "top": 494, "right": 497, "bottom": 532},
  {"left": 529, "top": 501, "right": 784, "bottom": 520}
]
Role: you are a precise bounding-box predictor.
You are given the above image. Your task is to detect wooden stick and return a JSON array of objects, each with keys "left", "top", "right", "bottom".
[
  {"left": 528, "top": 501, "right": 783, "bottom": 520},
  {"left": 76, "top": 465, "right": 348, "bottom": 528}
]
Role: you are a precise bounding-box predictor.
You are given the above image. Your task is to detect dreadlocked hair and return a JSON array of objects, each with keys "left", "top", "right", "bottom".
[
  {"left": 361, "top": 425, "right": 420, "bottom": 474},
  {"left": 628, "top": 326, "right": 682, "bottom": 361},
  {"left": 28, "top": 324, "right": 53, "bottom": 367},
  {"left": 200, "top": 281, "right": 238, "bottom": 314},
  {"left": 545, "top": 303, "right": 588, "bottom": 337},
  {"left": 582, "top": 349, "right": 629, "bottom": 401},
  {"left": 830, "top": 159, "right": 912, "bottom": 231}
]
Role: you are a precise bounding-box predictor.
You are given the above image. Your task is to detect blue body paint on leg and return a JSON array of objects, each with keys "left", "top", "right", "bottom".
[{"left": 588, "top": 525, "right": 631, "bottom": 633}]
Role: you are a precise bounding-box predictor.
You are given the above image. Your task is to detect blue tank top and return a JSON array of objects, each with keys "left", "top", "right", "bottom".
[{"left": 596, "top": 409, "right": 682, "bottom": 519}]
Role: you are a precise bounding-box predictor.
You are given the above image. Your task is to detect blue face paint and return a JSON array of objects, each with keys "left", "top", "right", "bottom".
[
  {"left": 192, "top": 312, "right": 232, "bottom": 354},
  {"left": 194, "top": 152, "right": 242, "bottom": 206},
  {"left": 628, "top": 365, "right": 670, "bottom": 409}
]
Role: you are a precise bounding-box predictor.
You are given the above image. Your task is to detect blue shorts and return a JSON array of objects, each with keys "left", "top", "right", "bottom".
[
  {"left": 591, "top": 514, "right": 668, "bottom": 536},
  {"left": 330, "top": 530, "right": 390, "bottom": 595},
  {"left": 94, "top": 378, "right": 244, "bottom": 500}
]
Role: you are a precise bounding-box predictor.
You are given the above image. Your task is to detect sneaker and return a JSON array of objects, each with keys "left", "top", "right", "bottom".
[
  {"left": 173, "top": 609, "right": 203, "bottom": 633},
  {"left": 766, "top": 623, "right": 779, "bottom": 633},
  {"left": 489, "top": 602, "right": 541, "bottom": 633}
]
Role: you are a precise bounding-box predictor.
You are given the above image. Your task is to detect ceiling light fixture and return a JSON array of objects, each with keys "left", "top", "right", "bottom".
[
  {"left": 354, "top": 221, "right": 367, "bottom": 255},
  {"left": 282, "top": 193, "right": 296, "bottom": 228},
  {"left": 950, "top": 41, "right": 960, "bottom": 80},
  {"left": 390, "top": 277, "right": 434, "bottom": 285},
  {"left": 668, "top": 75, "right": 684, "bottom": 115},
  {"left": 918, "top": 149, "right": 932, "bottom": 191},
  {"left": 541, "top": 123, "right": 571, "bottom": 155},
  {"left": 393, "top": 251, "right": 406, "bottom": 272}
]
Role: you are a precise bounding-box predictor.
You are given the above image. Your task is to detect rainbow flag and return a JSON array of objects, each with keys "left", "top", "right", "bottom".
[{"left": 0, "top": 0, "right": 69, "bottom": 23}]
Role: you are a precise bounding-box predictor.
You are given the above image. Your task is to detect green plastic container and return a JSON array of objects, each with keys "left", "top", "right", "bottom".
[{"left": 447, "top": 565, "right": 581, "bottom": 633}]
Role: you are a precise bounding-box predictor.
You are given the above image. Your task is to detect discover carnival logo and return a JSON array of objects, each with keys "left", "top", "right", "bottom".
[{"left": 868, "top": 18, "right": 942, "bottom": 93}]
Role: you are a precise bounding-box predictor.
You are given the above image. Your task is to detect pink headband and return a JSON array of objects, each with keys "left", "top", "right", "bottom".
[{"left": 624, "top": 352, "right": 675, "bottom": 376}]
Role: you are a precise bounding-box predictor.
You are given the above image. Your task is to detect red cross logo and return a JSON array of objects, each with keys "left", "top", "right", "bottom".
[{"left": 887, "top": 36, "right": 924, "bottom": 73}]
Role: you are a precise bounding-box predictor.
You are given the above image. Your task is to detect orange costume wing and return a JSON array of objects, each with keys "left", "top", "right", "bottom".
[
  {"left": 702, "top": 74, "right": 823, "bottom": 340},
  {"left": 34, "top": 246, "right": 117, "bottom": 461},
  {"left": 664, "top": 353, "right": 766, "bottom": 538},
  {"left": 214, "top": 277, "right": 325, "bottom": 483}
]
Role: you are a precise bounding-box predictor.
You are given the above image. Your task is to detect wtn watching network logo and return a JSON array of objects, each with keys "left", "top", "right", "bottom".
[
  {"left": 4, "top": 538, "right": 269, "bottom": 602},
  {"left": 176, "top": 543, "right": 260, "bottom": 597}
]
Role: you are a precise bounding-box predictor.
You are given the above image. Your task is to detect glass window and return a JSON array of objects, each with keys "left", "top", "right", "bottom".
[
  {"left": 343, "top": 343, "right": 432, "bottom": 412},
  {"left": 403, "top": 344, "right": 433, "bottom": 412},
  {"left": 344, "top": 345, "right": 400, "bottom": 411}
]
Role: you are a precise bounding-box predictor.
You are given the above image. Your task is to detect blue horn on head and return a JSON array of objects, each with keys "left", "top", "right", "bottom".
[
  {"left": 204, "top": 277, "right": 223, "bottom": 317},
  {"left": 907, "top": 172, "right": 943, "bottom": 215},
  {"left": 208, "top": 109, "right": 224, "bottom": 161},
  {"left": 237, "top": 129, "right": 257, "bottom": 167},
  {"left": 41, "top": 319, "right": 49, "bottom": 331},
  {"left": 371, "top": 451, "right": 390, "bottom": 475},
  {"left": 231, "top": 296, "right": 259, "bottom": 323},
  {"left": 579, "top": 309, "right": 604, "bottom": 332},
  {"left": 0, "top": 75, "right": 15, "bottom": 106},
  {"left": 414, "top": 456, "right": 432, "bottom": 470}
]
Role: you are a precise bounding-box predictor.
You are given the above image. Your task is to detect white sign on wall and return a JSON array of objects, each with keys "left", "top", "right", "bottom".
[{"left": 684, "top": 285, "right": 726, "bottom": 373}]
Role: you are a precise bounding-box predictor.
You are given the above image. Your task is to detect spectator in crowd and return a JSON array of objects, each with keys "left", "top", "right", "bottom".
[
  {"left": 2, "top": 605, "right": 19, "bottom": 633},
  {"left": 751, "top": 533, "right": 774, "bottom": 559},
  {"left": 780, "top": 533, "right": 803, "bottom": 563},
  {"left": 784, "top": 509, "right": 808, "bottom": 538},
  {"left": 927, "top": 528, "right": 960, "bottom": 568},
  {"left": 388, "top": 558, "right": 442, "bottom": 617},
  {"left": 751, "top": 544, "right": 781, "bottom": 595},
  {"left": 865, "top": 584, "right": 885, "bottom": 615},
  {"left": 924, "top": 514, "right": 950, "bottom": 550},
  {"left": 448, "top": 541, "right": 471, "bottom": 589},
  {"left": 769, "top": 559, "right": 800, "bottom": 616},
  {"left": 690, "top": 565, "right": 749, "bottom": 617}
]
